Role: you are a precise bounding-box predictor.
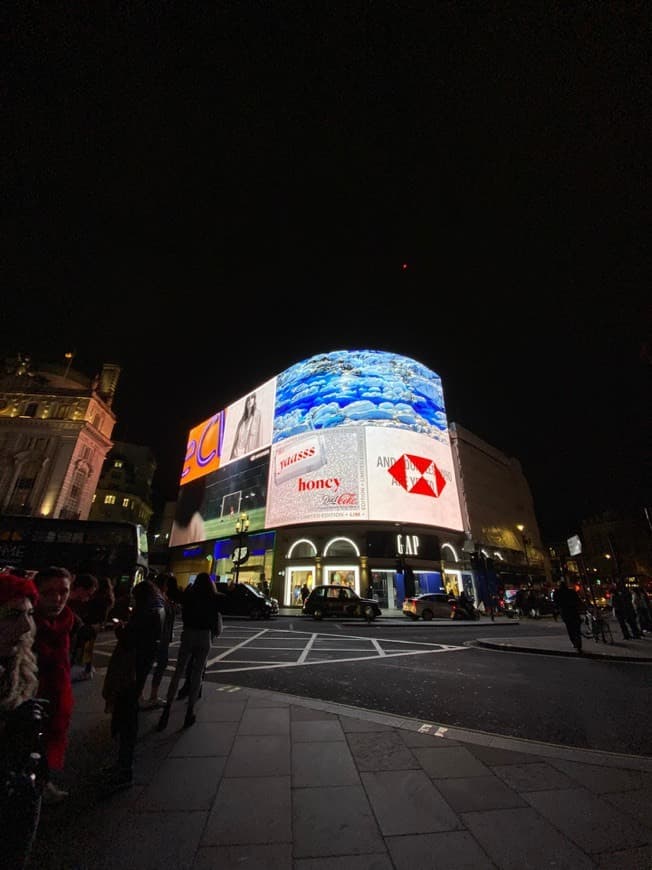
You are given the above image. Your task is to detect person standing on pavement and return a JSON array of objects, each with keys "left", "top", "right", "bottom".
[
  {"left": 611, "top": 581, "right": 641, "bottom": 639},
  {"left": 33, "top": 566, "right": 76, "bottom": 803},
  {"left": 552, "top": 579, "right": 583, "bottom": 653},
  {"left": 631, "top": 585, "right": 652, "bottom": 633},
  {"left": 157, "top": 573, "right": 224, "bottom": 731},
  {"left": 67, "top": 573, "right": 99, "bottom": 680},
  {"left": 0, "top": 573, "right": 49, "bottom": 869},
  {"left": 101, "top": 579, "right": 165, "bottom": 791},
  {"left": 141, "top": 573, "right": 178, "bottom": 707}
]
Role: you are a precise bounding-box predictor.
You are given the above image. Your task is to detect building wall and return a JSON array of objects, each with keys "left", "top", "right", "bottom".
[
  {"left": 165, "top": 351, "right": 552, "bottom": 597},
  {"left": 0, "top": 355, "right": 118, "bottom": 520},
  {"left": 450, "top": 422, "right": 549, "bottom": 579},
  {"left": 89, "top": 441, "right": 156, "bottom": 527}
]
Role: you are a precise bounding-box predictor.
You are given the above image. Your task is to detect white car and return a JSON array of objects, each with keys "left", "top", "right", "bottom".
[{"left": 402, "top": 592, "right": 452, "bottom": 621}]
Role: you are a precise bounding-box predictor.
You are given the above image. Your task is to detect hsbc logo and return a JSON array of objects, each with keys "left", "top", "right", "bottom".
[{"left": 387, "top": 454, "right": 447, "bottom": 498}]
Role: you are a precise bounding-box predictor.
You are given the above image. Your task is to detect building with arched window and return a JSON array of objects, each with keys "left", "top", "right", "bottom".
[{"left": 167, "top": 350, "right": 549, "bottom": 608}]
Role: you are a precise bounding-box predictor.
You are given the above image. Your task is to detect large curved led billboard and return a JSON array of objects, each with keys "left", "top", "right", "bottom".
[{"left": 169, "top": 350, "right": 463, "bottom": 546}]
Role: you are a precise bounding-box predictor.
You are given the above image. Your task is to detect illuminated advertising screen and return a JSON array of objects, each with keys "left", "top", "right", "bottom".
[
  {"left": 180, "top": 411, "right": 225, "bottom": 485},
  {"left": 170, "top": 378, "right": 276, "bottom": 547},
  {"left": 267, "top": 350, "right": 463, "bottom": 530},
  {"left": 170, "top": 350, "right": 464, "bottom": 546}
]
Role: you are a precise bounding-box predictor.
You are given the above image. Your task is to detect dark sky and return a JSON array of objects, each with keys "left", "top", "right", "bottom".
[{"left": 3, "top": 5, "right": 650, "bottom": 541}]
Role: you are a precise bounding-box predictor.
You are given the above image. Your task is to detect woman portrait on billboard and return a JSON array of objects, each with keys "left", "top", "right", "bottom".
[{"left": 230, "top": 392, "right": 262, "bottom": 459}]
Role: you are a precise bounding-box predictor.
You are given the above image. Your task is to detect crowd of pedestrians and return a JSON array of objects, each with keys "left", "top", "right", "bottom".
[
  {"left": 552, "top": 576, "right": 652, "bottom": 653},
  {"left": 2, "top": 562, "right": 650, "bottom": 867},
  {"left": 0, "top": 563, "right": 231, "bottom": 867}
]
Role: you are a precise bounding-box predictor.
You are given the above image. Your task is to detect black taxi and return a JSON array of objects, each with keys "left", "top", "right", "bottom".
[{"left": 301, "top": 584, "right": 382, "bottom": 622}]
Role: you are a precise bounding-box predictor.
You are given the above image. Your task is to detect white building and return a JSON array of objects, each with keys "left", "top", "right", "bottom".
[{"left": 0, "top": 354, "right": 120, "bottom": 519}]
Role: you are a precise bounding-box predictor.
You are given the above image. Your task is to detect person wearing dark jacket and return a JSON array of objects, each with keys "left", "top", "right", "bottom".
[
  {"left": 101, "top": 580, "right": 164, "bottom": 790},
  {"left": 552, "top": 579, "right": 583, "bottom": 653},
  {"left": 158, "top": 573, "right": 224, "bottom": 731},
  {"left": 611, "top": 581, "right": 641, "bottom": 639}
]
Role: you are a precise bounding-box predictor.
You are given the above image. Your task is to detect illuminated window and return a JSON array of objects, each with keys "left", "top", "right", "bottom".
[
  {"left": 7, "top": 474, "right": 37, "bottom": 511},
  {"left": 114, "top": 460, "right": 123, "bottom": 469},
  {"left": 122, "top": 498, "right": 130, "bottom": 508},
  {"left": 104, "top": 494, "right": 116, "bottom": 505}
]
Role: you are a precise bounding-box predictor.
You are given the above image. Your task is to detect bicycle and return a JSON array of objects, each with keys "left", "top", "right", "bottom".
[{"left": 581, "top": 605, "right": 614, "bottom": 644}]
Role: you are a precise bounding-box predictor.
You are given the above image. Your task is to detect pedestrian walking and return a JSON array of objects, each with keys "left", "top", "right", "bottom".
[
  {"left": 553, "top": 579, "right": 583, "bottom": 653},
  {"left": 141, "top": 573, "right": 178, "bottom": 707},
  {"left": 157, "top": 573, "right": 224, "bottom": 731}
]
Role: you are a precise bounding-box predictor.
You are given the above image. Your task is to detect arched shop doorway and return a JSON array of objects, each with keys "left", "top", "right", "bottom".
[{"left": 283, "top": 535, "right": 361, "bottom": 607}]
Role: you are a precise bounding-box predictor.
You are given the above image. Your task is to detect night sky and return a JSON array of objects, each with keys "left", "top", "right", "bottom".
[{"left": 3, "top": 6, "right": 649, "bottom": 542}]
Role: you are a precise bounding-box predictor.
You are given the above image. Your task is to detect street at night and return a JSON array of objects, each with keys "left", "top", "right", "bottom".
[{"left": 95, "top": 615, "right": 652, "bottom": 757}]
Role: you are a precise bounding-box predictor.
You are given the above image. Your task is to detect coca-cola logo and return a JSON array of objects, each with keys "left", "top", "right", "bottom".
[{"left": 320, "top": 492, "right": 358, "bottom": 506}]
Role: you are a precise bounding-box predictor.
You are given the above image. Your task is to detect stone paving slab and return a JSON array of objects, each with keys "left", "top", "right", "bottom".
[{"left": 27, "top": 650, "right": 652, "bottom": 870}]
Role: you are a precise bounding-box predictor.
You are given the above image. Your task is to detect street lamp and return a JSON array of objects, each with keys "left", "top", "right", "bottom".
[
  {"left": 516, "top": 524, "right": 531, "bottom": 583},
  {"left": 232, "top": 512, "right": 250, "bottom": 584}
]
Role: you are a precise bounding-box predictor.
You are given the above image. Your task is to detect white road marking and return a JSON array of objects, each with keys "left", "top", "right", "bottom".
[
  {"left": 199, "top": 627, "right": 467, "bottom": 674},
  {"left": 99, "top": 626, "right": 470, "bottom": 677}
]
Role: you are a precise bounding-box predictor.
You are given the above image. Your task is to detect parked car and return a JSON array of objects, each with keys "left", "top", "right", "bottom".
[
  {"left": 302, "top": 585, "right": 381, "bottom": 621},
  {"left": 215, "top": 582, "right": 278, "bottom": 619},
  {"left": 402, "top": 592, "right": 452, "bottom": 621}
]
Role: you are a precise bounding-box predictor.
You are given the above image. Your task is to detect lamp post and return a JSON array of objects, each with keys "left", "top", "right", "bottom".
[
  {"left": 232, "top": 512, "right": 249, "bottom": 584},
  {"left": 516, "top": 524, "right": 531, "bottom": 583}
]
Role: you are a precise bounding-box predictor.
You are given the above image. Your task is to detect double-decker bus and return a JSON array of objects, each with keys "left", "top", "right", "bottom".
[{"left": 0, "top": 515, "right": 149, "bottom": 595}]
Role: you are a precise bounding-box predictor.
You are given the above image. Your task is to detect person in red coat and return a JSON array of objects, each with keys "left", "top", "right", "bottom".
[{"left": 33, "top": 565, "right": 75, "bottom": 803}]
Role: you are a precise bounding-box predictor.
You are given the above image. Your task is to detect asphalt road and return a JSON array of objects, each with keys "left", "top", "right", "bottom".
[{"left": 95, "top": 615, "right": 652, "bottom": 757}]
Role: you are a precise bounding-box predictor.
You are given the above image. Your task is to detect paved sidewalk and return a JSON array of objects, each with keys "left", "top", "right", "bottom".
[
  {"left": 30, "top": 643, "right": 652, "bottom": 870},
  {"left": 474, "top": 631, "right": 652, "bottom": 662}
]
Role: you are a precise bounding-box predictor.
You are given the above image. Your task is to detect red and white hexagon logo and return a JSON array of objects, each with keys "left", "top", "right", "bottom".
[{"left": 387, "top": 453, "right": 447, "bottom": 497}]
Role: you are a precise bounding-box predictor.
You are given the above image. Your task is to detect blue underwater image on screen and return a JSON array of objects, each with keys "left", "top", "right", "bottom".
[{"left": 272, "top": 350, "right": 449, "bottom": 443}]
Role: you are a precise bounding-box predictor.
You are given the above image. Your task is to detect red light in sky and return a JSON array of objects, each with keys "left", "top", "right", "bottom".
[{"left": 401, "top": 263, "right": 408, "bottom": 270}]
